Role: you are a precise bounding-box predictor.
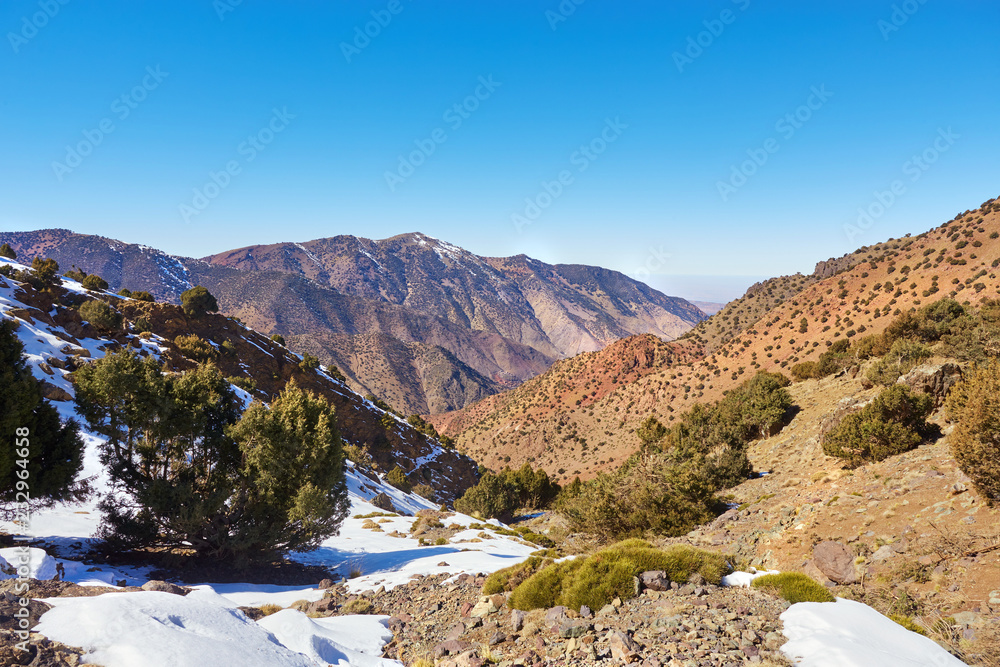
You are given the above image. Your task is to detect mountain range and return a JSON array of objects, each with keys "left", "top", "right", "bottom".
[{"left": 0, "top": 230, "right": 706, "bottom": 415}]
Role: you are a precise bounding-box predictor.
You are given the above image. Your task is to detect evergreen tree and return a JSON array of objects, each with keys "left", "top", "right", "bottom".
[
  {"left": 0, "top": 321, "right": 85, "bottom": 504},
  {"left": 75, "top": 353, "right": 349, "bottom": 565},
  {"left": 180, "top": 286, "right": 219, "bottom": 317},
  {"left": 0, "top": 243, "right": 16, "bottom": 260}
]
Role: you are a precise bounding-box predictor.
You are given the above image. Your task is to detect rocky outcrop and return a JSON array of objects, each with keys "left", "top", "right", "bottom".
[
  {"left": 812, "top": 541, "right": 857, "bottom": 584},
  {"left": 896, "top": 363, "right": 963, "bottom": 408}
]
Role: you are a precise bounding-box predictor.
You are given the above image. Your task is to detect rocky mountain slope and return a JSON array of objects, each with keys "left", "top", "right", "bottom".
[
  {"left": 0, "top": 230, "right": 705, "bottom": 416},
  {"left": 435, "top": 196, "right": 1000, "bottom": 481},
  {"left": 0, "top": 256, "right": 479, "bottom": 500},
  {"left": 203, "top": 233, "right": 706, "bottom": 358}
]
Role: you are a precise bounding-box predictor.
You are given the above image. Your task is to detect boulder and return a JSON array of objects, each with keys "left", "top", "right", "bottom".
[
  {"left": 141, "top": 580, "right": 186, "bottom": 595},
  {"left": 897, "top": 363, "right": 963, "bottom": 408},
  {"left": 558, "top": 621, "right": 591, "bottom": 638},
  {"left": 434, "top": 639, "right": 472, "bottom": 658},
  {"left": 608, "top": 630, "right": 639, "bottom": 662},
  {"left": 812, "top": 541, "right": 857, "bottom": 584},
  {"left": 545, "top": 606, "right": 568, "bottom": 623},
  {"left": 370, "top": 492, "right": 398, "bottom": 514},
  {"left": 40, "top": 380, "right": 72, "bottom": 402},
  {"left": 639, "top": 570, "right": 671, "bottom": 592},
  {"left": 511, "top": 609, "right": 526, "bottom": 631}
]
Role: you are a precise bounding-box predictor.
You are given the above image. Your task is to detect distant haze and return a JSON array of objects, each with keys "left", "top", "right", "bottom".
[{"left": 643, "top": 275, "right": 770, "bottom": 304}]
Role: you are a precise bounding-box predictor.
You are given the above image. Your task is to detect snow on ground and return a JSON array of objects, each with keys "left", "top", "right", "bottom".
[
  {"left": 36, "top": 589, "right": 318, "bottom": 667},
  {"left": 0, "top": 547, "right": 57, "bottom": 580},
  {"left": 260, "top": 610, "right": 401, "bottom": 667},
  {"left": 780, "top": 598, "right": 968, "bottom": 666},
  {"left": 720, "top": 568, "right": 781, "bottom": 588}
]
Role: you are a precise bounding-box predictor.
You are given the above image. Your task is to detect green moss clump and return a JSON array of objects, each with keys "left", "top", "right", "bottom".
[
  {"left": 888, "top": 614, "right": 927, "bottom": 636},
  {"left": 751, "top": 572, "right": 835, "bottom": 603},
  {"left": 509, "top": 558, "right": 584, "bottom": 611},
  {"left": 482, "top": 556, "right": 552, "bottom": 595},
  {"left": 507, "top": 540, "right": 733, "bottom": 612}
]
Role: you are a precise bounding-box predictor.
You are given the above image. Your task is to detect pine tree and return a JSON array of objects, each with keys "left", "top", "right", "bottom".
[
  {"left": 180, "top": 286, "right": 219, "bottom": 317},
  {"left": 0, "top": 321, "right": 85, "bottom": 504}
]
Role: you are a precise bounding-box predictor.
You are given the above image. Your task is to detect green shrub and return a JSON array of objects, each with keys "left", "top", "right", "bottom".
[
  {"left": 385, "top": 466, "right": 412, "bottom": 493},
  {"left": 79, "top": 299, "right": 123, "bottom": 332},
  {"left": 81, "top": 274, "right": 109, "bottom": 292},
  {"left": 299, "top": 353, "right": 320, "bottom": 371},
  {"left": 751, "top": 573, "right": 834, "bottom": 603},
  {"left": 64, "top": 268, "right": 88, "bottom": 283},
  {"left": 133, "top": 315, "right": 152, "bottom": 333},
  {"left": 174, "top": 334, "right": 217, "bottom": 362},
  {"left": 131, "top": 290, "right": 155, "bottom": 302},
  {"left": 0, "top": 243, "right": 16, "bottom": 260},
  {"left": 343, "top": 444, "right": 374, "bottom": 468},
  {"left": 482, "top": 556, "right": 552, "bottom": 595},
  {"left": 791, "top": 361, "right": 819, "bottom": 381},
  {"left": 181, "top": 286, "right": 219, "bottom": 318},
  {"left": 888, "top": 614, "right": 927, "bottom": 635},
  {"left": 30, "top": 257, "right": 61, "bottom": 290},
  {"left": 413, "top": 483, "right": 436, "bottom": 501},
  {"left": 455, "top": 463, "right": 559, "bottom": 521},
  {"left": 945, "top": 361, "right": 1000, "bottom": 503},
  {"left": 865, "top": 339, "right": 932, "bottom": 386},
  {"left": 227, "top": 376, "right": 258, "bottom": 393},
  {"left": 822, "top": 385, "right": 935, "bottom": 467},
  {"left": 509, "top": 558, "right": 584, "bottom": 611},
  {"left": 270, "top": 334, "right": 286, "bottom": 346},
  {"left": 508, "top": 541, "right": 732, "bottom": 612}
]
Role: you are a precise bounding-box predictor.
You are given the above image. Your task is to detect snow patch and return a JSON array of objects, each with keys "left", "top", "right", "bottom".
[
  {"left": 780, "top": 598, "right": 967, "bottom": 666},
  {"left": 259, "top": 610, "right": 402, "bottom": 667}
]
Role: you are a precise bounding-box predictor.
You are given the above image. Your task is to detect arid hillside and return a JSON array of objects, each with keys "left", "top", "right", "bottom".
[{"left": 437, "top": 197, "right": 1000, "bottom": 482}]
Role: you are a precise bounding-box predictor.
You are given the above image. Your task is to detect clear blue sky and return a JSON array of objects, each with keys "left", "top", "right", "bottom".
[{"left": 1, "top": 1, "right": 997, "bottom": 301}]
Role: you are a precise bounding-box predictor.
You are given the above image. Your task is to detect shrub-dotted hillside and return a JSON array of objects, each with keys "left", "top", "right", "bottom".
[{"left": 439, "top": 196, "right": 1000, "bottom": 483}]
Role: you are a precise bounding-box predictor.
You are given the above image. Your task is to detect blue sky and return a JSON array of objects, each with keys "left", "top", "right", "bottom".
[{"left": 1, "top": 1, "right": 997, "bottom": 301}]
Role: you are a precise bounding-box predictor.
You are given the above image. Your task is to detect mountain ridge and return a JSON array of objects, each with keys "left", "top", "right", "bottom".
[{"left": 0, "top": 229, "right": 705, "bottom": 415}]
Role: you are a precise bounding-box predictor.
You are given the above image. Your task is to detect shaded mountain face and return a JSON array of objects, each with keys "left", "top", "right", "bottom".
[{"left": 0, "top": 230, "right": 705, "bottom": 415}]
